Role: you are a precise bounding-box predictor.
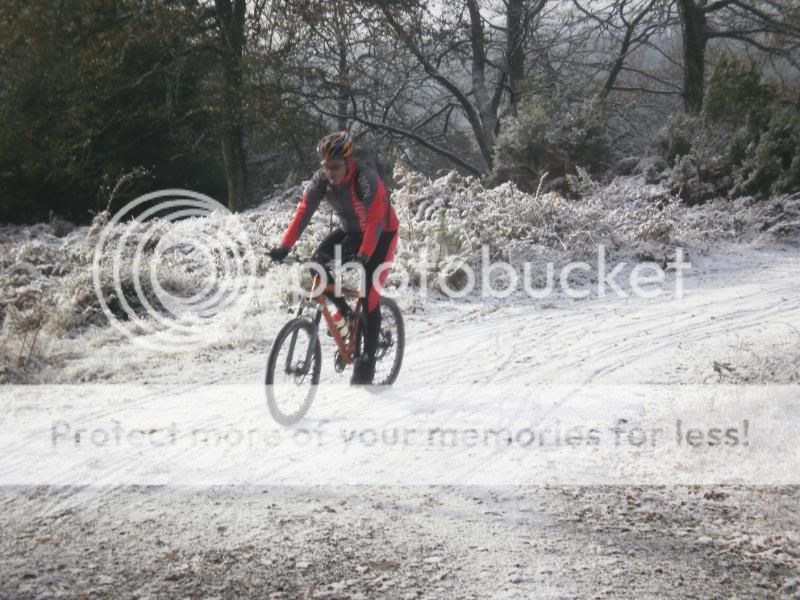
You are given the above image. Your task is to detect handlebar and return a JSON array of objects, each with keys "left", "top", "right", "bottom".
[{"left": 269, "top": 252, "right": 361, "bottom": 271}]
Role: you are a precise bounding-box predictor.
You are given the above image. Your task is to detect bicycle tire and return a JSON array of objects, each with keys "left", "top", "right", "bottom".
[
  {"left": 265, "top": 318, "right": 321, "bottom": 425},
  {"left": 356, "top": 296, "right": 405, "bottom": 385}
]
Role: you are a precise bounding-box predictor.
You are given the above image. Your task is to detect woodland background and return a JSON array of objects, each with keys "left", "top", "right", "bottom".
[{"left": 0, "top": 0, "right": 798, "bottom": 223}]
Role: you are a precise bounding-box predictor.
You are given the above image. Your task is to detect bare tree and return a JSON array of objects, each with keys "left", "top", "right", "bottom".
[
  {"left": 376, "top": 0, "right": 547, "bottom": 173},
  {"left": 506, "top": 0, "right": 526, "bottom": 114},
  {"left": 215, "top": 0, "right": 247, "bottom": 211},
  {"left": 571, "top": 0, "right": 676, "bottom": 102},
  {"left": 274, "top": 0, "right": 488, "bottom": 175},
  {"left": 675, "top": 0, "right": 800, "bottom": 113}
]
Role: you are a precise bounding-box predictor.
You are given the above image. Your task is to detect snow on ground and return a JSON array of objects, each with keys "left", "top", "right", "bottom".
[
  {"left": 21, "top": 236, "right": 798, "bottom": 391},
  {"left": 1, "top": 174, "right": 799, "bottom": 596},
  {"left": 2, "top": 486, "right": 799, "bottom": 598}
]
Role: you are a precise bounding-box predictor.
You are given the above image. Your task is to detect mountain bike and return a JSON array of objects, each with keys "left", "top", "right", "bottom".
[{"left": 265, "top": 261, "right": 404, "bottom": 425}]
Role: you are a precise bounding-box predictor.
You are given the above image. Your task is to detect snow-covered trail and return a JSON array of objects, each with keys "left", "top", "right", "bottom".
[
  {"left": 403, "top": 244, "right": 800, "bottom": 388},
  {"left": 3, "top": 242, "right": 800, "bottom": 485},
  {"left": 2, "top": 242, "right": 800, "bottom": 597},
  {"left": 55, "top": 240, "right": 798, "bottom": 391}
]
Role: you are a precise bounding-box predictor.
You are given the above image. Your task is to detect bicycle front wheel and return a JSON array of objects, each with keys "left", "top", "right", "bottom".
[{"left": 265, "top": 318, "right": 321, "bottom": 425}]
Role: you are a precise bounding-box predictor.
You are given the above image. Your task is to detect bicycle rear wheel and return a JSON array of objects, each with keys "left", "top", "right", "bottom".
[
  {"left": 265, "top": 318, "right": 321, "bottom": 425},
  {"left": 357, "top": 296, "right": 404, "bottom": 385}
]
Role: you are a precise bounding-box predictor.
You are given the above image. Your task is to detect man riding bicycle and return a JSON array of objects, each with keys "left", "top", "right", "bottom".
[{"left": 268, "top": 131, "right": 399, "bottom": 385}]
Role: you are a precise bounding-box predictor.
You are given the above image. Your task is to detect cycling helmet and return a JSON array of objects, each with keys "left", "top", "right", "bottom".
[{"left": 317, "top": 131, "right": 353, "bottom": 161}]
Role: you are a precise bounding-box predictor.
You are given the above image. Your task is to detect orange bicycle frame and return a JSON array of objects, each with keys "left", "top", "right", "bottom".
[{"left": 308, "top": 273, "right": 362, "bottom": 365}]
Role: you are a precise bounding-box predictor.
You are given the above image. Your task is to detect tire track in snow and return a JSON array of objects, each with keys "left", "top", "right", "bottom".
[{"left": 406, "top": 278, "right": 799, "bottom": 388}]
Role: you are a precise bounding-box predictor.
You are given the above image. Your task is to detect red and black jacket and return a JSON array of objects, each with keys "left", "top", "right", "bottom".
[{"left": 280, "top": 160, "right": 399, "bottom": 259}]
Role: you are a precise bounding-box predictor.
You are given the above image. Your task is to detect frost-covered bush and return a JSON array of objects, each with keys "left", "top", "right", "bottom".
[
  {"left": 393, "top": 163, "right": 800, "bottom": 294},
  {"left": 654, "top": 112, "right": 698, "bottom": 165},
  {"left": 0, "top": 207, "right": 281, "bottom": 381},
  {"left": 653, "top": 113, "right": 730, "bottom": 204},
  {"left": 705, "top": 55, "right": 800, "bottom": 198},
  {"left": 654, "top": 55, "right": 800, "bottom": 203},
  {"left": 491, "top": 96, "right": 614, "bottom": 193},
  {"left": 392, "top": 164, "right": 690, "bottom": 290},
  {"left": 0, "top": 223, "right": 81, "bottom": 382},
  {"left": 679, "top": 193, "right": 800, "bottom": 244},
  {"left": 704, "top": 55, "right": 773, "bottom": 131},
  {"left": 730, "top": 105, "right": 800, "bottom": 198},
  {"left": 713, "top": 333, "right": 800, "bottom": 384},
  {"left": 0, "top": 299, "right": 47, "bottom": 383}
]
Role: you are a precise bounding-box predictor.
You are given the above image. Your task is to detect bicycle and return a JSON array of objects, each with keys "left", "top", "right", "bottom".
[{"left": 265, "top": 259, "right": 405, "bottom": 425}]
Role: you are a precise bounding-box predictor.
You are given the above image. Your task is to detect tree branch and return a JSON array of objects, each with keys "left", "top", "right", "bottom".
[
  {"left": 380, "top": 6, "right": 492, "bottom": 168},
  {"left": 307, "top": 98, "right": 482, "bottom": 176}
]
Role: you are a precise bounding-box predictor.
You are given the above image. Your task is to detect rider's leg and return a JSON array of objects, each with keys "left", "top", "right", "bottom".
[
  {"left": 311, "top": 229, "right": 361, "bottom": 314},
  {"left": 352, "top": 231, "right": 398, "bottom": 385},
  {"left": 311, "top": 228, "right": 346, "bottom": 283}
]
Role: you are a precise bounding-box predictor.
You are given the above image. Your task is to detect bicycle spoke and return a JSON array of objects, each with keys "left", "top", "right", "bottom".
[
  {"left": 368, "top": 297, "right": 404, "bottom": 386},
  {"left": 266, "top": 319, "right": 321, "bottom": 425}
]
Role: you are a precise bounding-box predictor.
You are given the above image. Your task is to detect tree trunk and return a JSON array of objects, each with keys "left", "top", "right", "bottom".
[
  {"left": 381, "top": 0, "right": 545, "bottom": 174},
  {"left": 466, "top": 0, "right": 495, "bottom": 165},
  {"left": 215, "top": 0, "right": 247, "bottom": 212},
  {"left": 337, "top": 32, "right": 348, "bottom": 131},
  {"left": 676, "top": 0, "right": 707, "bottom": 114},
  {"left": 507, "top": 0, "right": 525, "bottom": 115},
  {"left": 382, "top": 5, "right": 495, "bottom": 171}
]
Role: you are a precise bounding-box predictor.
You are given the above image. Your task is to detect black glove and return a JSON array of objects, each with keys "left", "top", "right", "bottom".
[{"left": 269, "top": 246, "right": 289, "bottom": 263}]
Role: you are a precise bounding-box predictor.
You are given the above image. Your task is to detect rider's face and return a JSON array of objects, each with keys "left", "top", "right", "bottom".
[{"left": 322, "top": 159, "right": 348, "bottom": 186}]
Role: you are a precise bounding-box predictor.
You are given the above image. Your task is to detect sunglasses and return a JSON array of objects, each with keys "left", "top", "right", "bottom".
[{"left": 321, "top": 161, "right": 347, "bottom": 171}]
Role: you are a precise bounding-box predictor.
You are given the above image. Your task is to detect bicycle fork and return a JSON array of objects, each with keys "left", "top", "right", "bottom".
[{"left": 284, "top": 305, "right": 323, "bottom": 377}]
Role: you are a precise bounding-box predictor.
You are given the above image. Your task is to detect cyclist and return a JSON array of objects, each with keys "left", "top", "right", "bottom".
[{"left": 268, "top": 131, "right": 399, "bottom": 385}]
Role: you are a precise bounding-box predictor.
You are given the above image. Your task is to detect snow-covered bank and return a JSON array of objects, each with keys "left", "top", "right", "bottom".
[{"left": 1, "top": 171, "right": 799, "bottom": 385}]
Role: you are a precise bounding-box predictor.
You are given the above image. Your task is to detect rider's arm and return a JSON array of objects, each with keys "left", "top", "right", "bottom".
[
  {"left": 279, "top": 170, "right": 326, "bottom": 249},
  {"left": 355, "top": 169, "right": 390, "bottom": 261}
]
